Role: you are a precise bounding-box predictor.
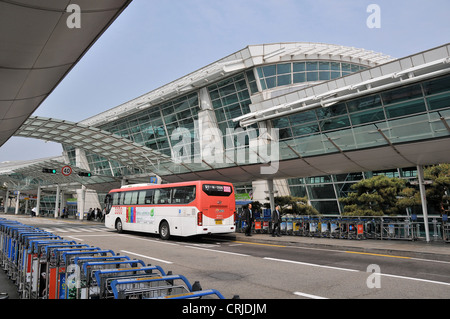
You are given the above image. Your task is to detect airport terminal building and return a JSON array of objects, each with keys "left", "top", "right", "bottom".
[{"left": 2, "top": 42, "right": 450, "bottom": 218}]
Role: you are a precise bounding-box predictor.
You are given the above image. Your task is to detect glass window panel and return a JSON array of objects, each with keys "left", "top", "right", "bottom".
[
  {"left": 215, "top": 109, "right": 226, "bottom": 122},
  {"left": 334, "top": 172, "right": 364, "bottom": 182},
  {"left": 331, "top": 71, "right": 341, "bottom": 79},
  {"left": 222, "top": 93, "right": 239, "bottom": 105},
  {"left": 279, "top": 127, "right": 293, "bottom": 140},
  {"left": 342, "top": 63, "right": 351, "bottom": 72},
  {"left": 351, "top": 64, "right": 360, "bottom": 72},
  {"left": 385, "top": 100, "right": 426, "bottom": 119},
  {"left": 319, "top": 71, "right": 330, "bottom": 81},
  {"left": 265, "top": 77, "right": 277, "bottom": 89},
  {"left": 423, "top": 75, "right": 450, "bottom": 96},
  {"left": 290, "top": 185, "right": 306, "bottom": 197},
  {"left": 277, "top": 63, "right": 291, "bottom": 74},
  {"left": 291, "top": 123, "right": 320, "bottom": 136},
  {"left": 241, "top": 103, "right": 251, "bottom": 114},
  {"left": 307, "top": 175, "right": 332, "bottom": 184},
  {"left": 123, "top": 191, "right": 133, "bottom": 205},
  {"left": 330, "top": 62, "right": 340, "bottom": 71},
  {"left": 154, "top": 188, "right": 172, "bottom": 204},
  {"left": 347, "top": 95, "right": 382, "bottom": 112},
  {"left": 290, "top": 110, "right": 317, "bottom": 124},
  {"left": 225, "top": 103, "right": 242, "bottom": 119},
  {"left": 381, "top": 84, "right": 423, "bottom": 105},
  {"left": 316, "top": 103, "right": 347, "bottom": 119},
  {"left": 272, "top": 117, "right": 290, "bottom": 128},
  {"left": 238, "top": 90, "right": 250, "bottom": 101},
  {"left": 319, "top": 62, "right": 330, "bottom": 70},
  {"left": 260, "top": 79, "right": 267, "bottom": 90},
  {"left": 219, "top": 84, "right": 236, "bottom": 97},
  {"left": 307, "top": 72, "right": 318, "bottom": 82},
  {"left": 262, "top": 65, "right": 276, "bottom": 77},
  {"left": 311, "top": 201, "right": 340, "bottom": 215},
  {"left": 209, "top": 90, "right": 220, "bottom": 101},
  {"left": 427, "top": 92, "right": 450, "bottom": 110},
  {"left": 249, "top": 82, "right": 259, "bottom": 94},
  {"left": 320, "top": 115, "right": 350, "bottom": 131},
  {"left": 293, "top": 62, "right": 305, "bottom": 72},
  {"left": 257, "top": 68, "right": 264, "bottom": 78},
  {"left": 246, "top": 70, "right": 256, "bottom": 82},
  {"left": 235, "top": 79, "right": 248, "bottom": 91},
  {"left": 307, "top": 186, "right": 335, "bottom": 199},
  {"left": 293, "top": 73, "right": 306, "bottom": 83},
  {"left": 306, "top": 62, "right": 318, "bottom": 71},
  {"left": 277, "top": 74, "right": 292, "bottom": 86},
  {"left": 350, "top": 108, "right": 385, "bottom": 125}
]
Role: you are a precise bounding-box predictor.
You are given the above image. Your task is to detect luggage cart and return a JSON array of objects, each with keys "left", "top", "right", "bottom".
[
  {"left": 79, "top": 259, "right": 145, "bottom": 299},
  {"left": 28, "top": 238, "right": 68, "bottom": 299},
  {"left": 43, "top": 243, "right": 87, "bottom": 299},
  {"left": 48, "top": 246, "right": 99, "bottom": 299},
  {"left": 155, "top": 289, "right": 226, "bottom": 299},
  {"left": 74, "top": 256, "right": 133, "bottom": 298},
  {"left": 110, "top": 274, "right": 197, "bottom": 299},
  {"left": 17, "top": 232, "right": 60, "bottom": 298},
  {"left": 60, "top": 248, "right": 111, "bottom": 299},
  {"left": 94, "top": 265, "right": 166, "bottom": 299}
]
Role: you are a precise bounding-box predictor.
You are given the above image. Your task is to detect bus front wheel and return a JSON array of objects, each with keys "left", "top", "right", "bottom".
[{"left": 159, "top": 221, "right": 170, "bottom": 240}]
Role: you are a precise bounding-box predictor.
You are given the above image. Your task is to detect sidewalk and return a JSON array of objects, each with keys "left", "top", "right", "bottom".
[{"left": 231, "top": 231, "right": 450, "bottom": 261}]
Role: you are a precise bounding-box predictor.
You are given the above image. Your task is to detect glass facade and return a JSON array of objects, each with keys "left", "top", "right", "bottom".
[
  {"left": 75, "top": 56, "right": 450, "bottom": 218},
  {"left": 257, "top": 61, "right": 367, "bottom": 90},
  {"left": 287, "top": 168, "right": 419, "bottom": 216},
  {"left": 275, "top": 75, "right": 450, "bottom": 161}
]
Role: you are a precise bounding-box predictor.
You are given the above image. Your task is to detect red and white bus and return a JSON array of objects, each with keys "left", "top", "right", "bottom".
[{"left": 104, "top": 181, "right": 236, "bottom": 240}]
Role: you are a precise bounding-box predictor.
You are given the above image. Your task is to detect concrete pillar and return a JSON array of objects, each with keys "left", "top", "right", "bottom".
[
  {"left": 267, "top": 179, "right": 275, "bottom": 214},
  {"left": 14, "top": 191, "right": 20, "bottom": 215},
  {"left": 54, "top": 185, "right": 60, "bottom": 218},
  {"left": 77, "top": 185, "right": 86, "bottom": 220},
  {"left": 36, "top": 186, "right": 41, "bottom": 217},
  {"left": 417, "top": 165, "right": 431, "bottom": 243}
]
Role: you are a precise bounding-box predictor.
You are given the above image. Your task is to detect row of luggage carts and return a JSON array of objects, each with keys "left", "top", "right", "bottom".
[
  {"left": 0, "top": 218, "right": 231, "bottom": 299},
  {"left": 242, "top": 216, "right": 418, "bottom": 241}
]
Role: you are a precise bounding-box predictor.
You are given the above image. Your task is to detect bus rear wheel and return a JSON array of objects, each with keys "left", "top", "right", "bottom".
[
  {"left": 115, "top": 219, "right": 123, "bottom": 233},
  {"left": 159, "top": 221, "right": 170, "bottom": 240}
]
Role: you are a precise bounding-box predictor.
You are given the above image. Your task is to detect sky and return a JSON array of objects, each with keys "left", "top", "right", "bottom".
[{"left": 1, "top": 0, "right": 450, "bottom": 162}]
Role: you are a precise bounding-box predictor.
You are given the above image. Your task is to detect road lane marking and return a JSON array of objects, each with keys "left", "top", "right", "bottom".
[
  {"left": 121, "top": 250, "right": 173, "bottom": 264},
  {"left": 234, "top": 241, "right": 286, "bottom": 248},
  {"left": 67, "top": 236, "right": 84, "bottom": 242},
  {"left": 345, "top": 251, "right": 411, "bottom": 259},
  {"left": 294, "top": 291, "right": 328, "bottom": 299},
  {"left": 379, "top": 273, "right": 450, "bottom": 287},
  {"left": 263, "top": 257, "right": 359, "bottom": 272},
  {"left": 184, "top": 245, "right": 250, "bottom": 257}
]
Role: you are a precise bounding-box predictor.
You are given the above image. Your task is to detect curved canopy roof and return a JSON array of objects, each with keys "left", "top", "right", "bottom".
[
  {"left": 15, "top": 116, "right": 170, "bottom": 170},
  {"left": 0, "top": 0, "right": 132, "bottom": 147}
]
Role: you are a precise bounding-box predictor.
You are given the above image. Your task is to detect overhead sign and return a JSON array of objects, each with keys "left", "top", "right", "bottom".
[{"left": 62, "top": 166, "right": 72, "bottom": 176}]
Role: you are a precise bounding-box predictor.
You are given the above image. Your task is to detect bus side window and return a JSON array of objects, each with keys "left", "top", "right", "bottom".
[
  {"left": 145, "top": 189, "right": 154, "bottom": 205},
  {"left": 138, "top": 191, "right": 146, "bottom": 205},
  {"left": 123, "top": 191, "right": 133, "bottom": 205},
  {"left": 173, "top": 186, "right": 196, "bottom": 204},
  {"left": 113, "top": 193, "right": 121, "bottom": 205},
  {"left": 155, "top": 188, "right": 171, "bottom": 204},
  {"left": 131, "top": 191, "right": 139, "bottom": 205}
]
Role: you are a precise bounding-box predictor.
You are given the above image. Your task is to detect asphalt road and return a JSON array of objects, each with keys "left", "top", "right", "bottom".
[{"left": 5, "top": 216, "right": 450, "bottom": 299}]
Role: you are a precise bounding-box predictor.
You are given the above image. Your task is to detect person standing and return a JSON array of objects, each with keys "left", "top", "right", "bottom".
[
  {"left": 244, "top": 203, "right": 254, "bottom": 236},
  {"left": 272, "top": 205, "right": 282, "bottom": 237}
]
